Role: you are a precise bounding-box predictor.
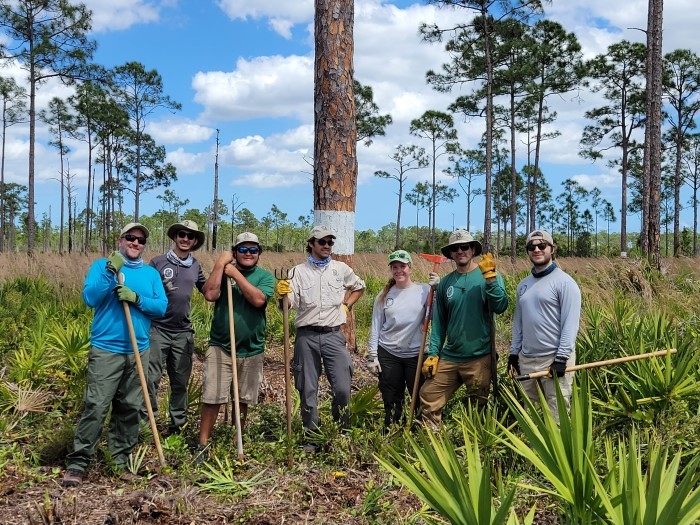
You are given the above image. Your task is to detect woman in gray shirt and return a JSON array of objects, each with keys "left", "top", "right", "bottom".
[{"left": 368, "top": 250, "right": 434, "bottom": 427}]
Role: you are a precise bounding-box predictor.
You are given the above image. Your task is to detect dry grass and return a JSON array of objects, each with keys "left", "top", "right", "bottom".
[{"left": 3, "top": 251, "right": 700, "bottom": 296}]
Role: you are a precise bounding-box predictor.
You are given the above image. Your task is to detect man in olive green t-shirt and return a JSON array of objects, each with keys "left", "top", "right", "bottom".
[{"left": 197, "top": 232, "right": 275, "bottom": 448}]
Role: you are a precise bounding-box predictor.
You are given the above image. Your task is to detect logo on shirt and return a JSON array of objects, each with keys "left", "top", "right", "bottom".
[
  {"left": 518, "top": 284, "right": 528, "bottom": 296},
  {"left": 446, "top": 286, "right": 455, "bottom": 299},
  {"left": 386, "top": 297, "right": 394, "bottom": 307},
  {"left": 163, "top": 267, "right": 174, "bottom": 280}
]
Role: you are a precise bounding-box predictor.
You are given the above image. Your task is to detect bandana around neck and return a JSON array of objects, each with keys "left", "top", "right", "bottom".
[
  {"left": 166, "top": 249, "right": 194, "bottom": 268},
  {"left": 532, "top": 261, "right": 557, "bottom": 278},
  {"left": 307, "top": 255, "right": 332, "bottom": 268},
  {"left": 122, "top": 255, "right": 143, "bottom": 269}
]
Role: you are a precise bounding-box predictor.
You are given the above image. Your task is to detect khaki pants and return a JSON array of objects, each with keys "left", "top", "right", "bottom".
[
  {"left": 202, "top": 346, "right": 264, "bottom": 405},
  {"left": 419, "top": 354, "right": 491, "bottom": 426},
  {"left": 518, "top": 352, "right": 576, "bottom": 423}
]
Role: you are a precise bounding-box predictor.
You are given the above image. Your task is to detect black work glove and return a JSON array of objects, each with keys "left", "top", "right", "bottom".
[
  {"left": 548, "top": 357, "right": 567, "bottom": 378},
  {"left": 507, "top": 354, "right": 520, "bottom": 378}
]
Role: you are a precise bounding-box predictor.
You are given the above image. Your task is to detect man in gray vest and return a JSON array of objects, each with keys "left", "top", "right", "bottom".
[{"left": 145, "top": 220, "right": 206, "bottom": 434}]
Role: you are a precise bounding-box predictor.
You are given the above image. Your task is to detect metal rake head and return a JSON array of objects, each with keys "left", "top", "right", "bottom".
[{"left": 274, "top": 267, "right": 295, "bottom": 280}]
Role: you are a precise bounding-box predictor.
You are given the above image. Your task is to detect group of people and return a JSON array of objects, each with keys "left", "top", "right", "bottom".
[
  {"left": 61, "top": 221, "right": 580, "bottom": 488},
  {"left": 367, "top": 228, "right": 579, "bottom": 430}
]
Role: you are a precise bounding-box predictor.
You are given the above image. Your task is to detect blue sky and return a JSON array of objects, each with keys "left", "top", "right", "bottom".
[{"left": 3, "top": 0, "right": 700, "bottom": 236}]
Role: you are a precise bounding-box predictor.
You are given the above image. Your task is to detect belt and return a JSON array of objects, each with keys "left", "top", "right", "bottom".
[{"left": 298, "top": 325, "right": 341, "bottom": 333}]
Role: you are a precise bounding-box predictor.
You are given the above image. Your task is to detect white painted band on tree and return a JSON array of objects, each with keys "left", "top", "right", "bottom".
[{"left": 314, "top": 210, "right": 355, "bottom": 255}]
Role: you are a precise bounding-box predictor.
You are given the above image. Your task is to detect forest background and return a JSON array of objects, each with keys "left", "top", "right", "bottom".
[{"left": 0, "top": 0, "right": 699, "bottom": 259}]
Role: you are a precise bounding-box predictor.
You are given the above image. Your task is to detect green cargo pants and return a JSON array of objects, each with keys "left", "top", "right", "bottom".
[{"left": 66, "top": 346, "right": 147, "bottom": 472}]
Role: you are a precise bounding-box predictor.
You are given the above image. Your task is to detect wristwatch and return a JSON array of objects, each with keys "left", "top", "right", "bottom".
[{"left": 343, "top": 302, "right": 353, "bottom": 311}]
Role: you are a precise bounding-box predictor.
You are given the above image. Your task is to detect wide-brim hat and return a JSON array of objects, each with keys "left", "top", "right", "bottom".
[
  {"left": 120, "top": 222, "right": 149, "bottom": 239},
  {"left": 167, "top": 220, "right": 205, "bottom": 251},
  {"left": 308, "top": 224, "right": 336, "bottom": 241},
  {"left": 440, "top": 229, "right": 482, "bottom": 258}
]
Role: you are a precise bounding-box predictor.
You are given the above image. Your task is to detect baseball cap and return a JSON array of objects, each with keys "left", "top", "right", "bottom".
[
  {"left": 120, "top": 222, "right": 149, "bottom": 239},
  {"left": 526, "top": 229, "right": 554, "bottom": 246},
  {"left": 388, "top": 250, "right": 412, "bottom": 265},
  {"left": 308, "top": 225, "right": 336, "bottom": 241}
]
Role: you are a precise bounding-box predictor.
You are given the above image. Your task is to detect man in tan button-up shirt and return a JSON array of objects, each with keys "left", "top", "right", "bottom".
[{"left": 276, "top": 225, "right": 365, "bottom": 452}]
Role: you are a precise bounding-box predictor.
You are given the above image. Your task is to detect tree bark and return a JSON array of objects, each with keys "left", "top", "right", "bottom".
[
  {"left": 314, "top": 0, "right": 358, "bottom": 351},
  {"left": 645, "top": 0, "right": 664, "bottom": 266}
]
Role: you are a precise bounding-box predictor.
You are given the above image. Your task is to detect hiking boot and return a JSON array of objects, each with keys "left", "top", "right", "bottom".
[
  {"left": 62, "top": 468, "right": 85, "bottom": 488},
  {"left": 302, "top": 442, "right": 319, "bottom": 454},
  {"left": 194, "top": 444, "right": 208, "bottom": 465}
]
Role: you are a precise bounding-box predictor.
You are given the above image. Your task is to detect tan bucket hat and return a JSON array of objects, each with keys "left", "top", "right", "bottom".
[
  {"left": 440, "top": 229, "right": 483, "bottom": 258},
  {"left": 167, "top": 220, "right": 205, "bottom": 251}
]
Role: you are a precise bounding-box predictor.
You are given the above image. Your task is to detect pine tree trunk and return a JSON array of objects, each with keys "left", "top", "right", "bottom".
[{"left": 314, "top": 0, "right": 358, "bottom": 351}]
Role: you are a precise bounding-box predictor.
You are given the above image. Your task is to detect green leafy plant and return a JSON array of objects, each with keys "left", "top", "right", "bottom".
[
  {"left": 126, "top": 444, "right": 148, "bottom": 475},
  {"left": 499, "top": 376, "right": 603, "bottom": 523},
  {"left": 378, "top": 427, "right": 526, "bottom": 525},
  {"left": 593, "top": 432, "right": 700, "bottom": 525},
  {"left": 198, "top": 457, "right": 270, "bottom": 494}
]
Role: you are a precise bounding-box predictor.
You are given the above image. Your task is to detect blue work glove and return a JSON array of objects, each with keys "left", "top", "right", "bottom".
[
  {"left": 106, "top": 251, "right": 125, "bottom": 275},
  {"left": 114, "top": 284, "right": 139, "bottom": 305},
  {"left": 548, "top": 357, "right": 567, "bottom": 378}
]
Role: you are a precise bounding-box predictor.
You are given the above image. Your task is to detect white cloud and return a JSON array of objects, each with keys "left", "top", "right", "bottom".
[
  {"left": 83, "top": 0, "right": 169, "bottom": 32},
  {"left": 149, "top": 119, "right": 215, "bottom": 145},
  {"left": 166, "top": 148, "right": 209, "bottom": 175},
  {"left": 192, "top": 55, "right": 313, "bottom": 122},
  {"left": 216, "top": 0, "right": 313, "bottom": 38},
  {"left": 221, "top": 134, "right": 309, "bottom": 173},
  {"left": 572, "top": 172, "right": 620, "bottom": 191},
  {"left": 232, "top": 172, "right": 309, "bottom": 188}
]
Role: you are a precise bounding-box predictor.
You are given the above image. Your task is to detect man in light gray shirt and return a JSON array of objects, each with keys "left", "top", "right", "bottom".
[{"left": 509, "top": 229, "right": 581, "bottom": 420}]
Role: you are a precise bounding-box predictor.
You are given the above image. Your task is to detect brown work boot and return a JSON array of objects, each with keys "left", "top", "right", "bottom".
[{"left": 62, "top": 468, "right": 85, "bottom": 488}]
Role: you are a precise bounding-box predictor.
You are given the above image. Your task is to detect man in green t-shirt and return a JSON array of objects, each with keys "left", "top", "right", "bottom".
[
  {"left": 419, "top": 229, "right": 509, "bottom": 426},
  {"left": 197, "top": 232, "right": 275, "bottom": 448}
]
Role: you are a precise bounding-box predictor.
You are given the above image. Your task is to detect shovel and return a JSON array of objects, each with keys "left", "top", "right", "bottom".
[
  {"left": 407, "top": 253, "right": 447, "bottom": 427},
  {"left": 513, "top": 348, "right": 677, "bottom": 381},
  {"left": 226, "top": 277, "right": 244, "bottom": 460},
  {"left": 118, "top": 273, "right": 166, "bottom": 468}
]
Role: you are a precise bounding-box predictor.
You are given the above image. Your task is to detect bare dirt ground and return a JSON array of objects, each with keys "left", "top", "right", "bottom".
[{"left": 0, "top": 343, "right": 425, "bottom": 525}]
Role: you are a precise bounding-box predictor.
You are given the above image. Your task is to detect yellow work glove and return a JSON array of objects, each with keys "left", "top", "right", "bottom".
[
  {"left": 275, "top": 279, "right": 291, "bottom": 297},
  {"left": 478, "top": 253, "right": 497, "bottom": 280},
  {"left": 422, "top": 355, "right": 440, "bottom": 378},
  {"left": 343, "top": 303, "right": 351, "bottom": 315}
]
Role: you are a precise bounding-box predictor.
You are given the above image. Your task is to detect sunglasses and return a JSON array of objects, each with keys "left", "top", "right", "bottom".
[
  {"left": 388, "top": 252, "right": 410, "bottom": 262},
  {"left": 449, "top": 243, "right": 472, "bottom": 252},
  {"left": 237, "top": 246, "right": 260, "bottom": 255},
  {"left": 316, "top": 239, "right": 334, "bottom": 247},
  {"left": 122, "top": 233, "right": 147, "bottom": 245},
  {"left": 177, "top": 230, "right": 196, "bottom": 240},
  {"left": 526, "top": 242, "right": 550, "bottom": 252}
]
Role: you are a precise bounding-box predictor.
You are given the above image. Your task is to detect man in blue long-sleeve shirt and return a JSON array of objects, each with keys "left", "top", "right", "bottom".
[{"left": 63, "top": 223, "right": 167, "bottom": 488}]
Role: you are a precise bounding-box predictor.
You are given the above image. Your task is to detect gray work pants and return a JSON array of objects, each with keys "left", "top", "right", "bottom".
[
  {"left": 292, "top": 327, "right": 353, "bottom": 432},
  {"left": 144, "top": 325, "right": 194, "bottom": 433}
]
